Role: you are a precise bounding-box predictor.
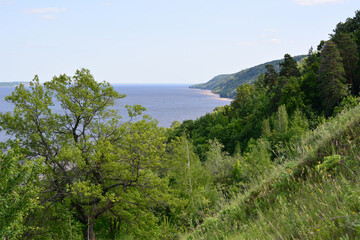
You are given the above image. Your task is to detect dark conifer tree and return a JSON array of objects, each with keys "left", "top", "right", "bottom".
[
  {"left": 303, "top": 47, "right": 320, "bottom": 72},
  {"left": 279, "top": 54, "right": 301, "bottom": 78},
  {"left": 318, "top": 41, "right": 348, "bottom": 115},
  {"left": 333, "top": 33, "right": 359, "bottom": 92},
  {"left": 264, "top": 64, "right": 278, "bottom": 89},
  {"left": 333, "top": 10, "right": 360, "bottom": 51}
]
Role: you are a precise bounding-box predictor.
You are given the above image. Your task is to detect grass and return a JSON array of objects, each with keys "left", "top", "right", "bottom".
[{"left": 182, "top": 105, "right": 360, "bottom": 240}]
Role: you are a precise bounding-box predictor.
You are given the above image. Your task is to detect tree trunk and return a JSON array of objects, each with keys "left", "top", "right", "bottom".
[{"left": 83, "top": 217, "right": 96, "bottom": 240}]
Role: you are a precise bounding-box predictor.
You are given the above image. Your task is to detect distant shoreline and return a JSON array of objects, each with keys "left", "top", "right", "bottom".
[
  {"left": 0, "top": 82, "right": 30, "bottom": 87},
  {"left": 190, "top": 88, "right": 233, "bottom": 102}
]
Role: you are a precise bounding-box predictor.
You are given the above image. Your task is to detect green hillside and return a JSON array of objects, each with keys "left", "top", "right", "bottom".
[
  {"left": 174, "top": 10, "right": 360, "bottom": 240},
  {"left": 190, "top": 55, "right": 306, "bottom": 98},
  {"left": 183, "top": 104, "right": 360, "bottom": 239},
  {"left": 190, "top": 74, "right": 231, "bottom": 92}
]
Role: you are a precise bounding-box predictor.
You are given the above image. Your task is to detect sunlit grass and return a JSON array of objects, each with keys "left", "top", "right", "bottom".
[{"left": 183, "top": 105, "right": 360, "bottom": 240}]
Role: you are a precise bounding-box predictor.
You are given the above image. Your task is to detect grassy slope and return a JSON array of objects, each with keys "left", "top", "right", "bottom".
[
  {"left": 183, "top": 105, "right": 360, "bottom": 239},
  {"left": 190, "top": 55, "right": 306, "bottom": 98}
]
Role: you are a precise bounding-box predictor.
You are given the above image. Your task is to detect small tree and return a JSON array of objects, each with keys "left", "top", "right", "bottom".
[
  {"left": 274, "top": 105, "right": 289, "bottom": 133},
  {"left": 205, "top": 138, "right": 235, "bottom": 185},
  {"left": 166, "top": 135, "right": 216, "bottom": 227}
]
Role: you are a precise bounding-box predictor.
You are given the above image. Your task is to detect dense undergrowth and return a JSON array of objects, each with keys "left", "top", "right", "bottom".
[{"left": 183, "top": 104, "right": 360, "bottom": 240}]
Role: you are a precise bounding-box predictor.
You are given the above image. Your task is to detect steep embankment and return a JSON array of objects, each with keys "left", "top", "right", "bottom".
[
  {"left": 183, "top": 104, "right": 360, "bottom": 239},
  {"left": 190, "top": 55, "right": 306, "bottom": 98}
]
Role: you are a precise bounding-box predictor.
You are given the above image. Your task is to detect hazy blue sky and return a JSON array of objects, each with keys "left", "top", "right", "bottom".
[{"left": 0, "top": 0, "right": 358, "bottom": 84}]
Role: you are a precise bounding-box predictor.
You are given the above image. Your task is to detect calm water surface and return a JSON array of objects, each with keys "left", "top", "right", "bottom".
[
  {"left": 0, "top": 84, "right": 231, "bottom": 141},
  {"left": 112, "top": 85, "right": 231, "bottom": 126}
]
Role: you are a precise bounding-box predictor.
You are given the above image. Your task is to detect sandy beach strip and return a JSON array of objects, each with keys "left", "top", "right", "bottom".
[{"left": 191, "top": 88, "right": 233, "bottom": 102}]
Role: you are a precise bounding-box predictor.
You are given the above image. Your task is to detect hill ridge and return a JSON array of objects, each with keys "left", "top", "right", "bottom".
[{"left": 190, "top": 55, "right": 306, "bottom": 98}]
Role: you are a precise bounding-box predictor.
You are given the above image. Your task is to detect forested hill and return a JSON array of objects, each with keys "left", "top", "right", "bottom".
[{"left": 190, "top": 55, "right": 306, "bottom": 98}]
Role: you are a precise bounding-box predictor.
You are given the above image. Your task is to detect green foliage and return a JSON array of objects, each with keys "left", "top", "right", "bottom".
[
  {"left": 274, "top": 105, "right": 289, "bottom": 133},
  {"left": 166, "top": 135, "right": 218, "bottom": 228},
  {"left": 0, "top": 69, "right": 177, "bottom": 239},
  {"left": 316, "top": 154, "right": 341, "bottom": 172},
  {"left": 287, "top": 109, "right": 309, "bottom": 141},
  {"left": 334, "top": 95, "right": 360, "bottom": 115},
  {"left": 319, "top": 41, "right": 349, "bottom": 115},
  {"left": 333, "top": 10, "right": 360, "bottom": 52},
  {"left": 1, "top": 10, "right": 360, "bottom": 240},
  {"left": 261, "top": 118, "right": 271, "bottom": 138},
  {"left": 279, "top": 53, "right": 301, "bottom": 78},
  {"left": 300, "top": 69, "right": 322, "bottom": 114},
  {"left": 205, "top": 139, "right": 236, "bottom": 190},
  {"left": 231, "top": 83, "right": 255, "bottom": 111},
  {"left": 333, "top": 33, "right": 359, "bottom": 89},
  {"left": 264, "top": 64, "right": 278, "bottom": 89},
  {"left": 243, "top": 138, "right": 272, "bottom": 178},
  {"left": 28, "top": 202, "right": 84, "bottom": 240},
  {"left": 172, "top": 13, "right": 360, "bottom": 238},
  {"left": 0, "top": 142, "right": 43, "bottom": 239},
  {"left": 279, "top": 77, "right": 305, "bottom": 114},
  {"left": 184, "top": 101, "right": 360, "bottom": 240}
]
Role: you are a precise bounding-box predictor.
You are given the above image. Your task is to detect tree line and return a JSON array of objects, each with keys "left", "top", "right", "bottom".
[{"left": 0, "top": 10, "right": 359, "bottom": 240}]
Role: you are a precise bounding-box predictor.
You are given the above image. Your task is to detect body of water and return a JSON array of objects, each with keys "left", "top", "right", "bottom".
[
  {"left": 0, "top": 84, "right": 231, "bottom": 141},
  {"left": 111, "top": 84, "right": 231, "bottom": 127}
]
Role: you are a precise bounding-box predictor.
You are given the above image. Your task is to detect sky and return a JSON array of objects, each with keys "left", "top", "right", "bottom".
[{"left": 0, "top": 0, "right": 359, "bottom": 84}]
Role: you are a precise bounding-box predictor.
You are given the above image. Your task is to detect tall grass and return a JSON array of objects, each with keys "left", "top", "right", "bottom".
[{"left": 183, "top": 105, "right": 360, "bottom": 239}]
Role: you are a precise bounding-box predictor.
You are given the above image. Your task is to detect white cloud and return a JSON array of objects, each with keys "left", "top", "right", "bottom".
[
  {"left": 22, "top": 7, "right": 66, "bottom": 14},
  {"left": 293, "top": 0, "right": 345, "bottom": 6}
]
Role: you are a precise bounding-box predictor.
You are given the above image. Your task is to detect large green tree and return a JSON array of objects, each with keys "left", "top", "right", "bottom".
[
  {"left": 0, "top": 69, "right": 172, "bottom": 240},
  {"left": 333, "top": 10, "right": 360, "bottom": 51},
  {"left": 318, "top": 41, "right": 348, "bottom": 115},
  {"left": 333, "top": 33, "right": 359, "bottom": 92},
  {"left": 333, "top": 11, "right": 360, "bottom": 95}
]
